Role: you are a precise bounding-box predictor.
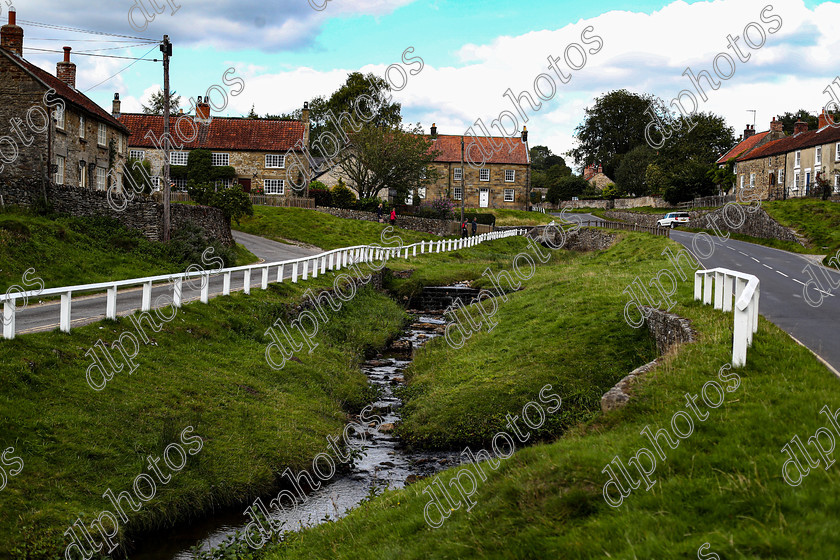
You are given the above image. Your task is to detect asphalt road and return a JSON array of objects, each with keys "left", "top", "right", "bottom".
[
  {"left": 552, "top": 211, "right": 840, "bottom": 374},
  {"left": 9, "top": 234, "right": 323, "bottom": 337}
]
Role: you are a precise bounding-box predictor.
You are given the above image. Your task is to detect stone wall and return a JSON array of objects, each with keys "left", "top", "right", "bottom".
[
  {"left": 426, "top": 162, "right": 530, "bottom": 209},
  {"left": 527, "top": 225, "right": 617, "bottom": 252},
  {"left": 314, "top": 206, "right": 451, "bottom": 236},
  {"left": 0, "top": 178, "right": 233, "bottom": 246},
  {"left": 561, "top": 196, "right": 671, "bottom": 210}
]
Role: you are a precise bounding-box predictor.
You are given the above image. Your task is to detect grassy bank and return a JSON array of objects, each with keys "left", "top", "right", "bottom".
[
  {"left": 0, "top": 271, "right": 407, "bottom": 556},
  {"left": 252, "top": 233, "right": 840, "bottom": 559},
  {"left": 763, "top": 198, "right": 840, "bottom": 260},
  {"left": 476, "top": 208, "right": 556, "bottom": 226},
  {"left": 0, "top": 208, "right": 256, "bottom": 292},
  {"left": 234, "top": 206, "right": 443, "bottom": 250}
]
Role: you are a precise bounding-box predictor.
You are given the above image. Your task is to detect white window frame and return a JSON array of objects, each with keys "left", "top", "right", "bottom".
[
  {"left": 805, "top": 168, "right": 811, "bottom": 188},
  {"left": 453, "top": 167, "right": 463, "bottom": 181},
  {"left": 739, "top": 175, "right": 744, "bottom": 189},
  {"left": 835, "top": 173, "right": 839, "bottom": 192},
  {"left": 151, "top": 176, "right": 161, "bottom": 191},
  {"left": 504, "top": 188, "right": 515, "bottom": 202},
  {"left": 479, "top": 168, "right": 490, "bottom": 182},
  {"left": 79, "top": 115, "right": 85, "bottom": 139},
  {"left": 55, "top": 155, "right": 65, "bottom": 184},
  {"left": 793, "top": 171, "right": 800, "bottom": 191},
  {"left": 117, "top": 134, "right": 122, "bottom": 153},
  {"left": 778, "top": 168, "right": 784, "bottom": 186},
  {"left": 749, "top": 173, "right": 755, "bottom": 187},
  {"left": 418, "top": 186, "right": 426, "bottom": 199},
  {"left": 79, "top": 162, "right": 86, "bottom": 188},
  {"left": 795, "top": 150, "right": 801, "bottom": 168},
  {"left": 55, "top": 106, "right": 65, "bottom": 130},
  {"left": 264, "top": 179, "right": 284, "bottom": 195},
  {"left": 173, "top": 177, "right": 188, "bottom": 191},
  {"left": 130, "top": 149, "right": 145, "bottom": 161},
  {"left": 212, "top": 153, "right": 230, "bottom": 166},
  {"left": 816, "top": 146, "right": 822, "bottom": 166},
  {"left": 95, "top": 167, "right": 107, "bottom": 190},
  {"left": 505, "top": 170, "right": 515, "bottom": 182},
  {"left": 97, "top": 123, "right": 107, "bottom": 147},
  {"left": 170, "top": 151, "right": 188, "bottom": 166},
  {"left": 405, "top": 193, "right": 414, "bottom": 206},
  {"left": 265, "top": 154, "right": 285, "bottom": 169},
  {"left": 214, "top": 178, "right": 232, "bottom": 189},
  {"left": 454, "top": 186, "right": 463, "bottom": 200},
  {"left": 836, "top": 143, "right": 840, "bottom": 162}
]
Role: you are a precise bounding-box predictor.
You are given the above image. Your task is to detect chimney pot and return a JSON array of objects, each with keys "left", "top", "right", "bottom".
[
  {"left": 56, "top": 46, "right": 76, "bottom": 89},
  {"left": 1, "top": 7, "right": 23, "bottom": 56},
  {"left": 8, "top": 8, "right": 15, "bottom": 26},
  {"left": 794, "top": 119, "right": 808, "bottom": 135},
  {"left": 818, "top": 108, "right": 830, "bottom": 129},
  {"left": 63, "top": 46, "right": 71, "bottom": 62}
]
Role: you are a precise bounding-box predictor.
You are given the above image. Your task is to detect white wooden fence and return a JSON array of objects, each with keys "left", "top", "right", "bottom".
[
  {"left": 694, "top": 268, "right": 760, "bottom": 367},
  {"left": 0, "top": 229, "right": 525, "bottom": 340}
]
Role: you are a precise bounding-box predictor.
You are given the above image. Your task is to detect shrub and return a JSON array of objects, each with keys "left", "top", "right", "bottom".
[
  {"left": 188, "top": 182, "right": 254, "bottom": 225},
  {"left": 357, "top": 197, "right": 386, "bottom": 213},
  {"left": 331, "top": 180, "right": 357, "bottom": 209},
  {"left": 309, "top": 181, "right": 332, "bottom": 207},
  {"left": 429, "top": 197, "right": 455, "bottom": 220}
]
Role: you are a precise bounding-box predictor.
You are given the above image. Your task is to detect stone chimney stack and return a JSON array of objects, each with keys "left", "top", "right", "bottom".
[
  {"left": 743, "top": 124, "right": 755, "bottom": 139},
  {"left": 430, "top": 122, "right": 437, "bottom": 139},
  {"left": 56, "top": 47, "right": 76, "bottom": 89},
  {"left": 195, "top": 95, "right": 211, "bottom": 122},
  {"left": 1, "top": 9, "right": 23, "bottom": 56},
  {"left": 521, "top": 125, "right": 528, "bottom": 143},
  {"left": 770, "top": 116, "right": 783, "bottom": 134},
  {"left": 818, "top": 108, "right": 830, "bottom": 129},
  {"left": 794, "top": 120, "right": 808, "bottom": 135},
  {"left": 301, "top": 101, "right": 310, "bottom": 149},
  {"left": 112, "top": 93, "right": 121, "bottom": 118}
]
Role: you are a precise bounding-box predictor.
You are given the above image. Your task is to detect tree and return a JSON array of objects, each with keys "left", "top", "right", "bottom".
[
  {"left": 530, "top": 145, "right": 571, "bottom": 191},
  {"left": 246, "top": 105, "right": 259, "bottom": 119},
  {"left": 546, "top": 175, "right": 590, "bottom": 204},
  {"left": 331, "top": 180, "right": 356, "bottom": 208},
  {"left": 124, "top": 157, "right": 155, "bottom": 195},
  {"left": 615, "top": 144, "right": 657, "bottom": 196},
  {"left": 570, "top": 90, "right": 663, "bottom": 178},
  {"left": 645, "top": 164, "right": 667, "bottom": 196},
  {"left": 709, "top": 158, "right": 736, "bottom": 192},
  {"left": 187, "top": 182, "right": 253, "bottom": 225},
  {"left": 776, "top": 110, "right": 818, "bottom": 135},
  {"left": 142, "top": 89, "right": 181, "bottom": 115},
  {"left": 336, "top": 123, "right": 440, "bottom": 201}
]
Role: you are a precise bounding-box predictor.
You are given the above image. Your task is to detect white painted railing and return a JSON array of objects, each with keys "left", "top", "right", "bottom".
[
  {"left": 694, "top": 268, "right": 760, "bottom": 367},
  {"left": 0, "top": 229, "right": 526, "bottom": 340}
]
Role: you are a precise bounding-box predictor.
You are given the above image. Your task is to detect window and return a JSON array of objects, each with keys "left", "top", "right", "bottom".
[
  {"left": 835, "top": 174, "right": 840, "bottom": 192},
  {"left": 170, "top": 151, "right": 188, "bottom": 166},
  {"left": 214, "top": 178, "right": 232, "bottom": 189},
  {"left": 816, "top": 146, "right": 822, "bottom": 165},
  {"left": 117, "top": 134, "right": 122, "bottom": 153},
  {"left": 778, "top": 168, "right": 784, "bottom": 186},
  {"left": 212, "top": 153, "right": 229, "bottom": 166},
  {"left": 454, "top": 186, "right": 463, "bottom": 200},
  {"left": 265, "top": 154, "right": 285, "bottom": 168},
  {"left": 479, "top": 168, "right": 490, "bottom": 182},
  {"left": 405, "top": 193, "right": 413, "bottom": 206},
  {"left": 418, "top": 186, "right": 426, "bottom": 199},
  {"left": 749, "top": 173, "right": 755, "bottom": 187},
  {"left": 793, "top": 171, "right": 800, "bottom": 191},
  {"left": 795, "top": 150, "right": 801, "bottom": 168},
  {"left": 453, "top": 167, "right": 463, "bottom": 181},
  {"left": 836, "top": 143, "right": 840, "bottom": 161},
  {"left": 95, "top": 167, "right": 107, "bottom": 190},
  {"left": 130, "top": 149, "right": 145, "bottom": 160},
  {"left": 504, "top": 188, "right": 515, "bottom": 202},
  {"left": 739, "top": 175, "right": 744, "bottom": 189},
  {"left": 264, "top": 179, "right": 285, "bottom": 195},
  {"left": 767, "top": 156, "right": 771, "bottom": 167},
  {"left": 55, "top": 106, "right": 65, "bottom": 130},
  {"left": 805, "top": 169, "right": 811, "bottom": 188},
  {"left": 98, "top": 123, "right": 106, "bottom": 146},
  {"left": 54, "top": 156, "right": 65, "bottom": 184},
  {"left": 79, "top": 115, "right": 85, "bottom": 139},
  {"left": 505, "top": 170, "right": 515, "bottom": 182},
  {"left": 173, "top": 177, "right": 188, "bottom": 191}
]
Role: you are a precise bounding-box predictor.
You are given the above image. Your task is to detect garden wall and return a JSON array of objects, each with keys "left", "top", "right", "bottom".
[{"left": 314, "top": 207, "right": 451, "bottom": 236}]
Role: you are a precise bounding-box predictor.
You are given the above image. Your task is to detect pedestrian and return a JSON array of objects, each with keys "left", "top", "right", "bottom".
[
  {"left": 390, "top": 208, "right": 396, "bottom": 226},
  {"left": 471, "top": 217, "right": 478, "bottom": 237},
  {"left": 377, "top": 203, "right": 384, "bottom": 223},
  {"left": 461, "top": 220, "right": 468, "bottom": 238}
]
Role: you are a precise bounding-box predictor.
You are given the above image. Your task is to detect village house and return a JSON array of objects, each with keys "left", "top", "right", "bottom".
[
  {"left": 716, "top": 119, "right": 785, "bottom": 196},
  {"left": 582, "top": 164, "right": 613, "bottom": 190},
  {"left": 0, "top": 10, "right": 130, "bottom": 189},
  {"left": 119, "top": 101, "right": 310, "bottom": 196},
  {"left": 736, "top": 110, "right": 840, "bottom": 200}
]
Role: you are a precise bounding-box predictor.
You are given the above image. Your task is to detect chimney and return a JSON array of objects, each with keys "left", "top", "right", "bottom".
[
  {"left": 818, "top": 108, "right": 829, "bottom": 129},
  {"left": 770, "top": 116, "right": 783, "bottom": 134},
  {"left": 1, "top": 8, "right": 23, "bottom": 56},
  {"left": 112, "top": 93, "right": 121, "bottom": 118},
  {"left": 743, "top": 124, "right": 755, "bottom": 139},
  {"left": 521, "top": 125, "right": 528, "bottom": 143},
  {"left": 301, "top": 101, "right": 310, "bottom": 148},
  {"left": 430, "top": 122, "right": 437, "bottom": 139},
  {"left": 195, "top": 95, "right": 210, "bottom": 122},
  {"left": 794, "top": 120, "right": 808, "bottom": 135},
  {"left": 56, "top": 47, "right": 76, "bottom": 89}
]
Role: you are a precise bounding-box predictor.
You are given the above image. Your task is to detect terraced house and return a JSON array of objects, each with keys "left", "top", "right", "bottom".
[
  {"left": 119, "top": 100, "right": 310, "bottom": 195},
  {"left": 0, "top": 11, "right": 130, "bottom": 189},
  {"left": 736, "top": 111, "right": 840, "bottom": 200}
]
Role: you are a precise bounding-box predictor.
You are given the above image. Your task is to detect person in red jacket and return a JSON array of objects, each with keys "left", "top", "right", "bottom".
[{"left": 390, "top": 208, "right": 396, "bottom": 226}]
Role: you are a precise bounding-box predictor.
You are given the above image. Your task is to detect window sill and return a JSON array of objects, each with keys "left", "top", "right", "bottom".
[{"left": 56, "top": 127, "right": 67, "bottom": 135}]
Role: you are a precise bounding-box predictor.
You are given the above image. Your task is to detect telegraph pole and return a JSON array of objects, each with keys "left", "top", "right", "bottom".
[
  {"left": 161, "top": 35, "right": 172, "bottom": 241},
  {"left": 460, "top": 136, "right": 465, "bottom": 225}
]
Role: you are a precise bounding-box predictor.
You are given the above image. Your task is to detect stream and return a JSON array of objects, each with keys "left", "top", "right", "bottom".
[{"left": 131, "top": 314, "right": 461, "bottom": 559}]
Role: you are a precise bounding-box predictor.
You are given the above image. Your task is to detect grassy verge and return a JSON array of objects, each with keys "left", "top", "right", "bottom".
[
  {"left": 0, "top": 208, "right": 257, "bottom": 292},
  {"left": 0, "top": 272, "right": 407, "bottom": 556},
  {"left": 234, "top": 206, "right": 444, "bottom": 250},
  {"left": 472, "top": 208, "right": 556, "bottom": 226},
  {"left": 763, "top": 199, "right": 840, "bottom": 259},
  {"left": 254, "top": 234, "right": 840, "bottom": 559}
]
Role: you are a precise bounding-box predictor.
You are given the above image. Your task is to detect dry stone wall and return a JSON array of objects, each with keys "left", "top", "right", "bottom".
[{"left": 314, "top": 207, "right": 451, "bottom": 236}]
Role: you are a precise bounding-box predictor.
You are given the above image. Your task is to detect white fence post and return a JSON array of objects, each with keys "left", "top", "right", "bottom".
[
  {"left": 244, "top": 269, "right": 252, "bottom": 293},
  {"left": 277, "top": 264, "right": 285, "bottom": 283},
  {"left": 3, "top": 300, "right": 15, "bottom": 340},
  {"left": 142, "top": 281, "right": 152, "bottom": 312},
  {"left": 262, "top": 266, "right": 270, "bottom": 289},
  {"left": 106, "top": 286, "right": 117, "bottom": 320},
  {"left": 223, "top": 271, "right": 232, "bottom": 296},
  {"left": 312, "top": 258, "right": 319, "bottom": 278},
  {"left": 173, "top": 278, "right": 183, "bottom": 307},
  {"left": 321, "top": 255, "right": 327, "bottom": 274},
  {"left": 60, "top": 291, "right": 72, "bottom": 333},
  {"left": 291, "top": 262, "right": 299, "bottom": 283},
  {"left": 413, "top": 244, "right": 417, "bottom": 256},
  {"left": 201, "top": 273, "right": 210, "bottom": 303},
  {"left": 302, "top": 260, "right": 309, "bottom": 281}
]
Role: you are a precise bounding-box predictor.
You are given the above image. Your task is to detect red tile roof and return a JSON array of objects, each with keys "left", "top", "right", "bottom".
[
  {"left": 0, "top": 48, "right": 129, "bottom": 134},
  {"left": 716, "top": 131, "right": 770, "bottom": 164},
  {"left": 427, "top": 134, "right": 529, "bottom": 165},
  {"left": 739, "top": 125, "right": 840, "bottom": 161},
  {"left": 120, "top": 113, "right": 305, "bottom": 152}
]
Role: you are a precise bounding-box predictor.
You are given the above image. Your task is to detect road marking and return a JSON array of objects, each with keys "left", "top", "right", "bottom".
[
  {"left": 738, "top": 251, "right": 749, "bottom": 256},
  {"left": 762, "top": 264, "right": 773, "bottom": 269},
  {"left": 776, "top": 270, "right": 789, "bottom": 278},
  {"left": 751, "top": 257, "right": 760, "bottom": 263},
  {"left": 793, "top": 279, "right": 806, "bottom": 286}
]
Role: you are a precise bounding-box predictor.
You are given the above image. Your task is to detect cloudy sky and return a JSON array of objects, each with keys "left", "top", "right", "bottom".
[{"left": 9, "top": 0, "right": 839, "bottom": 168}]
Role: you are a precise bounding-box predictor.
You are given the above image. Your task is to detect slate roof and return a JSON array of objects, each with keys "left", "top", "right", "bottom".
[{"left": 120, "top": 113, "right": 305, "bottom": 152}]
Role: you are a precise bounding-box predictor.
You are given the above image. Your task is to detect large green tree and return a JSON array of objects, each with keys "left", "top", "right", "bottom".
[
  {"left": 546, "top": 175, "right": 590, "bottom": 204},
  {"left": 141, "top": 89, "right": 181, "bottom": 115},
  {"left": 530, "top": 145, "right": 571, "bottom": 191},
  {"left": 615, "top": 144, "right": 657, "bottom": 196}
]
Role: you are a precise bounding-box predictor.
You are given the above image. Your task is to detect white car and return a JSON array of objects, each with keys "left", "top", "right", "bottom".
[{"left": 657, "top": 212, "right": 690, "bottom": 228}]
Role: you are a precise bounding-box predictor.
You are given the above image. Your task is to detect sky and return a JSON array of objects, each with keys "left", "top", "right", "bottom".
[{"left": 8, "top": 0, "right": 840, "bottom": 169}]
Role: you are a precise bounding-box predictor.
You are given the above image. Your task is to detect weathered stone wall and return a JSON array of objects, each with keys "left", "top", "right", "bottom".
[
  {"left": 527, "top": 225, "right": 617, "bottom": 252},
  {"left": 561, "top": 196, "right": 671, "bottom": 210},
  {"left": 0, "top": 178, "right": 233, "bottom": 246},
  {"left": 426, "top": 162, "right": 530, "bottom": 209},
  {"left": 314, "top": 206, "right": 451, "bottom": 236},
  {"left": 0, "top": 58, "right": 51, "bottom": 182}
]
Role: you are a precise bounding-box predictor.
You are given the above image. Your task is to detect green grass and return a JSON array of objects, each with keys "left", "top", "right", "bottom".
[
  {"left": 253, "top": 233, "right": 840, "bottom": 560},
  {"left": 0, "top": 271, "right": 408, "bottom": 556},
  {"left": 234, "top": 206, "right": 445, "bottom": 250},
  {"left": 0, "top": 208, "right": 257, "bottom": 292},
  {"left": 763, "top": 199, "right": 840, "bottom": 260},
  {"left": 473, "top": 208, "right": 556, "bottom": 226}
]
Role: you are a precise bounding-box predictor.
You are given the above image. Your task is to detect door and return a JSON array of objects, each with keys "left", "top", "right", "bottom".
[
  {"left": 239, "top": 178, "right": 252, "bottom": 193},
  {"left": 479, "top": 188, "right": 489, "bottom": 208}
]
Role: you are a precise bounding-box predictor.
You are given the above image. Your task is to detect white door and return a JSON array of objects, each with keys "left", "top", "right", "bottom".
[{"left": 479, "top": 188, "right": 489, "bottom": 208}]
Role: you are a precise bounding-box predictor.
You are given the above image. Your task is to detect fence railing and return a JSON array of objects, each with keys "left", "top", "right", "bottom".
[
  {"left": 677, "top": 195, "right": 736, "bottom": 209},
  {"left": 0, "top": 229, "right": 525, "bottom": 340},
  {"left": 694, "top": 268, "right": 760, "bottom": 367},
  {"left": 169, "top": 192, "right": 314, "bottom": 209},
  {"left": 580, "top": 220, "right": 671, "bottom": 238}
]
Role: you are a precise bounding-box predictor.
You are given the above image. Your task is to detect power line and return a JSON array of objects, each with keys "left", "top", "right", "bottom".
[
  {"left": 27, "top": 37, "right": 158, "bottom": 43},
  {"left": 75, "top": 43, "right": 159, "bottom": 53},
  {"left": 17, "top": 19, "right": 158, "bottom": 42},
  {"left": 83, "top": 46, "right": 159, "bottom": 93},
  {"left": 25, "top": 47, "right": 159, "bottom": 61}
]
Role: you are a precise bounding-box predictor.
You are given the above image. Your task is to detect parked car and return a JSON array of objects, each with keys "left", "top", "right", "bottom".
[{"left": 657, "top": 212, "right": 690, "bottom": 228}]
